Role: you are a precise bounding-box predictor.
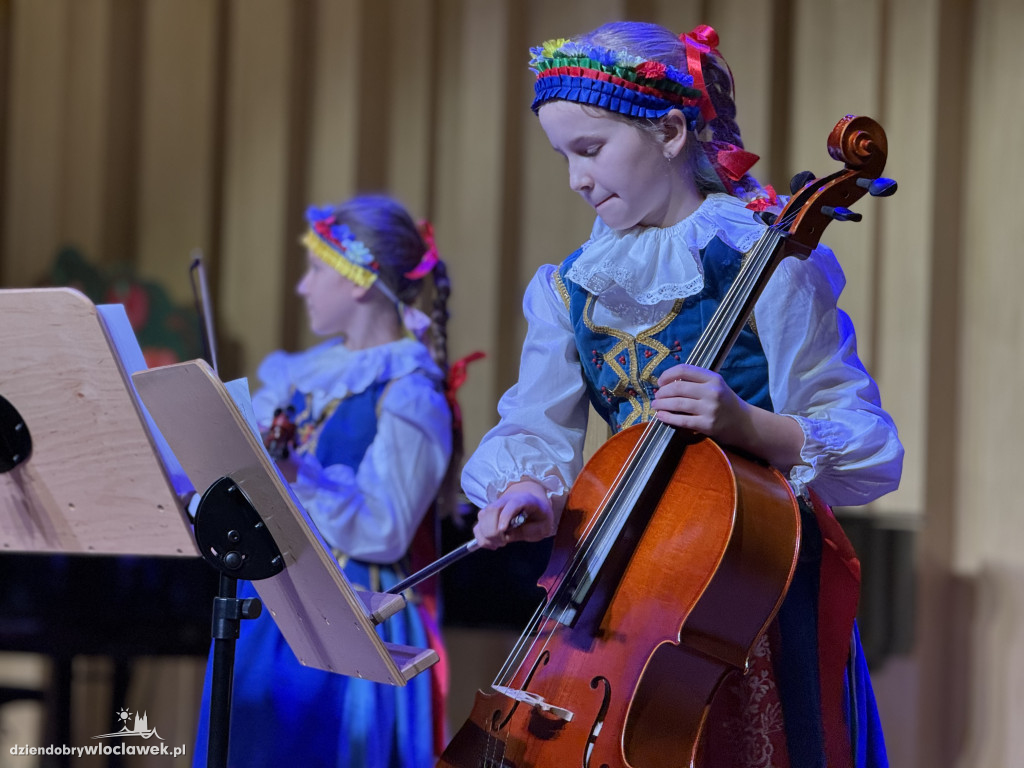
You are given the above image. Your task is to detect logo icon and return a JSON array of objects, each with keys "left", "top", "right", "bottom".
[{"left": 92, "top": 708, "right": 164, "bottom": 741}]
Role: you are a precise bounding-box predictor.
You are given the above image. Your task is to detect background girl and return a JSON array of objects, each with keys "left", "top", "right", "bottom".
[{"left": 194, "top": 194, "right": 455, "bottom": 768}]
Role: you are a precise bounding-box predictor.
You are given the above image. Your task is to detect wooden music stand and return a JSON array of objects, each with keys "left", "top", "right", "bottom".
[
  {"left": 0, "top": 287, "right": 197, "bottom": 556},
  {"left": 132, "top": 358, "right": 438, "bottom": 768},
  {"left": 132, "top": 358, "right": 438, "bottom": 684},
  {"left": 0, "top": 286, "right": 201, "bottom": 765}
]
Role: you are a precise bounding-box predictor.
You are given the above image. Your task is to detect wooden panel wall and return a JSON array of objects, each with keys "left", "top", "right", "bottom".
[
  {"left": 2, "top": 0, "right": 1024, "bottom": 765},
  {"left": 949, "top": 1, "right": 1024, "bottom": 764}
]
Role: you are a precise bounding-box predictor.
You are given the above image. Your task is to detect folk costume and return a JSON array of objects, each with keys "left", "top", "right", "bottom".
[
  {"left": 193, "top": 211, "right": 452, "bottom": 768},
  {"left": 462, "top": 26, "right": 901, "bottom": 768}
]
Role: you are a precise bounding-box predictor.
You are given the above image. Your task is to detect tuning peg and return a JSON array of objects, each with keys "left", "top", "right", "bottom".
[
  {"left": 821, "top": 205, "right": 862, "bottom": 222},
  {"left": 856, "top": 177, "right": 898, "bottom": 197},
  {"left": 756, "top": 211, "right": 778, "bottom": 226},
  {"left": 789, "top": 171, "right": 816, "bottom": 194}
]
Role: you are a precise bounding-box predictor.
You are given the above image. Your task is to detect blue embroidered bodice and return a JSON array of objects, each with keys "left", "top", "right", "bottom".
[
  {"left": 557, "top": 237, "right": 773, "bottom": 431},
  {"left": 288, "top": 381, "right": 387, "bottom": 469}
]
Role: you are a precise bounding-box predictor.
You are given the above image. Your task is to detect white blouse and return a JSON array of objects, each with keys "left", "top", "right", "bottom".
[
  {"left": 252, "top": 338, "right": 452, "bottom": 564},
  {"left": 462, "top": 194, "right": 903, "bottom": 510}
]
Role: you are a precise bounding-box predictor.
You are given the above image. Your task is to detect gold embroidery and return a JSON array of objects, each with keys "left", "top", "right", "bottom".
[
  {"left": 294, "top": 393, "right": 340, "bottom": 459},
  {"left": 552, "top": 269, "right": 571, "bottom": 311},
  {"left": 582, "top": 295, "right": 684, "bottom": 427}
]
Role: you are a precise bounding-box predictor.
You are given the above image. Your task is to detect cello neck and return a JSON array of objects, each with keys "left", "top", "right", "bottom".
[{"left": 687, "top": 223, "right": 788, "bottom": 374}]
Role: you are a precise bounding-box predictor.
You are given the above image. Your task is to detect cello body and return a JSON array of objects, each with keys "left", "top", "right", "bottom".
[{"left": 439, "top": 425, "right": 800, "bottom": 768}]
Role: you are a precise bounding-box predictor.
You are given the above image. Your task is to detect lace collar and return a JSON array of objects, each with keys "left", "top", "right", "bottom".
[
  {"left": 565, "top": 193, "right": 767, "bottom": 305},
  {"left": 284, "top": 337, "right": 443, "bottom": 414}
]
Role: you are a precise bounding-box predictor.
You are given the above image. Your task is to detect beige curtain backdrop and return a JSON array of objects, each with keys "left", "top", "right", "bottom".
[{"left": 1, "top": 0, "right": 1022, "bottom": 766}]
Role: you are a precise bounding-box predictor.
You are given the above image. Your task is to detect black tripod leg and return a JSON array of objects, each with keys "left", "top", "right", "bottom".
[{"left": 206, "top": 573, "right": 261, "bottom": 768}]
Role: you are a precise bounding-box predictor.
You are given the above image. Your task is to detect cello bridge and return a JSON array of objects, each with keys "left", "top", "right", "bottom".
[{"left": 492, "top": 685, "right": 575, "bottom": 722}]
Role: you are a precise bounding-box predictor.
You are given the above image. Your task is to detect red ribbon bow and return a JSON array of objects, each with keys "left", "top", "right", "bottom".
[
  {"left": 445, "top": 350, "right": 486, "bottom": 431},
  {"left": 745, "top": 185, "right": 781, "bottom": 213},
  {"left": 680, "top": 24, "right": 721, "bottom": 123},
  {"left": 714, "top": 143, "right": 760, "bottom": 181},
  {"left": 405, "top": 220, "right": 440, "bottom": 279}
]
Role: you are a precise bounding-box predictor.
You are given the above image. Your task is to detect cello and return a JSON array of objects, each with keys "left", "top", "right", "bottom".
[{"left": 439, "top": 114, "right": 896, "bottom": 768}]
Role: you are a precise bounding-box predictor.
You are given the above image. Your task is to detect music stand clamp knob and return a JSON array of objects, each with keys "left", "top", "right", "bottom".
[
  {"left": 0, "top": 395, "right": 32, "bottom": 473},
  {"left": 193, "top": 475, "right": 285, "bottom": 580}
]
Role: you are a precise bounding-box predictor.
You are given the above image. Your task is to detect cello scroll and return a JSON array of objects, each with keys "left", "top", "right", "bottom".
[{"left": 776, "top": 114, "right": 897, "bottom": 258}]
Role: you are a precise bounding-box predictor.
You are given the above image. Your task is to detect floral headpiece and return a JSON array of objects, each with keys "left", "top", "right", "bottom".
[
  {"left": 529, "top": 38, "right": 703, "bottom": 121},
  {"left": 301, "top": 206, "right": 380, "bottom": 289},
  {"left": 301, "top": 205, "right": 443, "bottom": 340},
  {"left": 529, "top": 25, "right": 763, "bottom": 198}
]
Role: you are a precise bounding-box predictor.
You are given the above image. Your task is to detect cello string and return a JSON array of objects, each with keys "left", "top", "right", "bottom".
[
  {"left": 491, "top": 599, "right": 547, "bottom": 685},
  {"left": 690, "top": 225, "right": 787, "bottom": 369},
  {"left": 491, "top": 420, "right": 669, "bottom": 689},
  {"left": 486, "top": 708, "right": 505, "bottom": 768},
  {"left": 494, "top": 412, "right": 676, "bottom": 688}
]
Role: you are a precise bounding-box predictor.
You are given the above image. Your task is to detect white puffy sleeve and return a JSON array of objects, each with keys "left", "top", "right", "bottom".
[
  {"left": 461, "top": 265, "right": 592, "bottom": 512},
  {"left": 250, "top": 350, "right": 294, "bottom": 431},
  {"left": 754, "top": 244, "right": 904, "bottom": 506},
  {"left": 290, "top": 373, "right": 452, "bottom": 563}
]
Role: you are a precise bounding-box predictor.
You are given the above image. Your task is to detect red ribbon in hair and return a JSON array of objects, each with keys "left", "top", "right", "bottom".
[
  {"left": 680, "top": 24, "right": 721, "bottom": 123},
  {"left": 714, "top": 143, "right": 760, "bottom": 181},
  {"left": 695, "top": 139, "right": 760, "bottom": 195},
  {"left": 405, "top": 220, "right": 440, "bottom": 279},
  {"left": 445, "top": 350, "right": 486, "bottom": 432}
]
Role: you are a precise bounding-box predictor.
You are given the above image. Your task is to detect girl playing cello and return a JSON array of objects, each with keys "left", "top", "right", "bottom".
[{"left": 462, "top": 20, "right": 902, "bottom": 768}]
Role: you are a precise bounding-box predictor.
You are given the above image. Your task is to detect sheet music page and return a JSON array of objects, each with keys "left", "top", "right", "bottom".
[
  {"left": 224, "top": 377, "right": 260, "bottom": 439},
  {"left": 96, "top": 303, "right": 194, "bottom": 497}
]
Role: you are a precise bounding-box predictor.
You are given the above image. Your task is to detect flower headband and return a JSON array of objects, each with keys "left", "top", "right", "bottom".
[
  {"left": 529, "top": 38, "right": 703, "bottom": 121},
  {"left": 302, "top": 205, "right": 439, "bottom": 283},
  {"left": 529, "top": 26, "right": 761, "bottom": 196},
  {"left": 301, "top": 205, "right": 440, "bottom": 338},
  {"left": 301, "top": 206, "right": 380, "bottom": 290}
]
